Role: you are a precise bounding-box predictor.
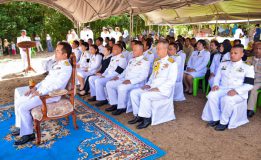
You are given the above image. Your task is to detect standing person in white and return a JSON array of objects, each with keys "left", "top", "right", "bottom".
[
  {"left": 183, "top": 39, "right": 210, "bottom": 94},
  {"left": 17, "top": 30, "right": 31, "bottom": 70},
  {"left": 234, "top": 26, "right": 244, "bottom": 39},
  {"left": 128, "top": 40, "right": 178, "bottom": 129},
  {"left": 35, "top": 34, "right": 43, "bottom": 52},
  {"left": 105, "top": 42, "right": 150, "bottom": 115},
  {"left": 88, "top": 44, "right": 127, "bottom": 106},
  {"left": 202, "top": 44, "right": 255, "bottom": 131},
  {"left": 12, "top": 42, "right": 73, "bottom": 145}
]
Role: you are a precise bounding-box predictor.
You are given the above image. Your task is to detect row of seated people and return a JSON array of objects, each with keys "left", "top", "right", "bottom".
[
  {"left": 75, "top": 37, "right": 260, "bottom": 131},
  {"left": 12, "top": 39, "right": 260, "bottom": 146}
]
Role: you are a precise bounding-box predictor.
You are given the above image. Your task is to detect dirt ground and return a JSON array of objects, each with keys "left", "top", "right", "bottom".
[{"left": 1, "top": 53, "right": 261, "bottom": 160}]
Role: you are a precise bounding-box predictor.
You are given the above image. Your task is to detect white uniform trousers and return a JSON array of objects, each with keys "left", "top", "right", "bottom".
[
  {"left": 106, "top": 79, "right": 141, "bottom": 109},
  {"left": 20, "top": 50, "right": 31, "bottom": 70},
  {"left": 14, "top": 86, "right": 58, "bottom": 136},
  {"left": 130, "top": 88, "right": 167, "bottom": 117},
  {"left": 247, "top": 83, "right": 261, "bottom": 110},
  {"left": 202, "top": 88, "right": 249, "bottom": 129},
  {"left": 89, "top": 76, "right": 111, "bottom": 100}
]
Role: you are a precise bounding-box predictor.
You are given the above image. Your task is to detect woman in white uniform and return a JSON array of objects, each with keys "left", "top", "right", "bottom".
[
  {"left": 183, "top": 40, "right": 210, "bottom": 94},
  {"left": 209, "top": 41, "right": 232, "bottom": 87},
  {"left": 77, "top": 44, "right": 102, "bottom": 91}
]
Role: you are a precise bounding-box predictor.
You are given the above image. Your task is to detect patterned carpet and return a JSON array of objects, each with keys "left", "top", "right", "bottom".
[{"left": 0, "top": 96, "right": 165, "bottom": 160}]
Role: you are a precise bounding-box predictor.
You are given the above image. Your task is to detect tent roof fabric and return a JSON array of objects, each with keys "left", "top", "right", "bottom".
[
  {"left": 0, "top": 0, "right": 220, "bottom": 24},
  {"left": 139, "top": 0, "right": 261, "bottom": 25}
]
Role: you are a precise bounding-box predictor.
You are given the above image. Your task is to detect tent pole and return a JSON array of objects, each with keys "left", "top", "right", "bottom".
[
  {"left": 129, "top": 9, "right": 133, "bottom": 42},
  {"left": 77, "top": 22, "right": 81, "bottom": 36}
]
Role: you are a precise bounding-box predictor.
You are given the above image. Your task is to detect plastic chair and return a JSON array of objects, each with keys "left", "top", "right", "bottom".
[
  {"left": 193, "top": 76, "right": 206, "bottom": 96},
  {"left": 254, "top": 89, "right": 261, "bottom": 112},
  {"left": 206, "top": 84, "right": 210, "bottom": 95}
]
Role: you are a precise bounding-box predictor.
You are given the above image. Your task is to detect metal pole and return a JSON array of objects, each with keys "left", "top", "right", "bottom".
[{"left": 129, "top": 9, "right": 133, "bottom": 42}]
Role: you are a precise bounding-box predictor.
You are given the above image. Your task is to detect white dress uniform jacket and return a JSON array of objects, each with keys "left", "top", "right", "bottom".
[
  {"left": 143, "top": 49, "right": 155, "bottom": 74},
  {"left": 106, "top": 55, "right": 150, "bottom": 109},
  {"left": 185, "top": 49, "right": 210, "bottom": 77},
  {"left": 202, "top": 60, "right": 255, "bottom": 129},
  {"left": 77, "top": 53, "right": 102, "bottom": 78},
  {"left": 130, "top": 56, "right": 178, "bottom": 125},
  {"left": 14, "top": 59, "right": 72, "bottom": 136},
  {"left": 89, "top": 53, "right": 127, "bottom": 101}
]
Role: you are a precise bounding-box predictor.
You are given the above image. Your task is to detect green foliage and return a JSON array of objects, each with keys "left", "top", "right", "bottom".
[{"left": 0, "top": 2, "right": 73, "bottom": 48}]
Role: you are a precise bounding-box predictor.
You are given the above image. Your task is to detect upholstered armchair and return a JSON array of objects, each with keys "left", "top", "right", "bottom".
[{"left": 31, "top": 53, "right": 78, "bottom": 145}]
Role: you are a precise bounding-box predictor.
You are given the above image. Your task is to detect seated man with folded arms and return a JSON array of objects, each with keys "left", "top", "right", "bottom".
[
  {"left": 88, "top": 44, "right": 127, "bottom": 107},
  {"left": 13, "top": 42, "right": 72, "bottom": 145},
  {"left": 128, "top": 40, "right": 178, "bottom": 129},
  {"left": 247, "top": 42, "right": 261, "bottom": 118},
  {"left": 202, "top": 44, "right": 255, "bottom": 131},
  {"left": 183, "top": 39, "right": 210, "bottom": 94},
  {"left": 105, "top": 42, "right": 150, "bottom": 115}
]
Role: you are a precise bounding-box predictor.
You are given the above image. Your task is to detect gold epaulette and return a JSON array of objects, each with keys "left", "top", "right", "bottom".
[
  {"left": 143, "top": 57, "right": 148, "bottom": 61},
  {"left": 148, "top": 51, "right": 152, "bottom": 54},
  {"left": 64, "top": 61, "right": 70, "bottom": 66},
  {"left": 154, "top": 58, "right": 160, "bottom": 62},
  {"left": 120, "top": 54, "right": 125, "bottom": 58},
  {"left": 168, "top": 57, "right": 175, "bottom": 63}
]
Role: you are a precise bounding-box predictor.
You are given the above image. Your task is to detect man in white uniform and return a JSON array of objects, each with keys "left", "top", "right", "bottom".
[
  {"left": 202, "top": 44, "right": 254, "bottom": 131},
  {"left": 88, "top": 44, "right": 127, "bottom": 106},
  {"left": 105, "top": 42, "right": 150, "bottom": 115},
  {"left": 12, "top": 42, "right": 73, "bottom": 145},
  {"left": 17, "top": 30, "right": 31, "bottom": 70},
  {"left": 129, "top": 40, "right": 178, "bottom": 129}
]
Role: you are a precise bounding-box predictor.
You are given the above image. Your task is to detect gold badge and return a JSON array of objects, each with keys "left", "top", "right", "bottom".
[
  {"left": 64, "top": 61, "right": 70, "bottom": 66},
  {"left": 148, "top": 51, "right": 152, "bottom": 54},
  {"left": 120, "top": 55, "right": 125, "bottom": 58},
  {"left": 168, "top": 57, "right": 175, "bottom": 63}
]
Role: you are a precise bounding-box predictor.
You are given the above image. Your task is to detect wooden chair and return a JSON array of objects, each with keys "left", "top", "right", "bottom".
[{"left": 31, "top": 53, "right": 78, "bottom": 145}]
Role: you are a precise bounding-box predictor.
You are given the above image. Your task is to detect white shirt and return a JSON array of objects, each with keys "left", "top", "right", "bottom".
[
  {"left": 187, "top": 49, "right": 210, "bottom": 72},
  {"left": 35, "top": 59, "right": 72, "bottom": 96},
  {"left": 17, "top": 36, "right": 31, "bottom": 54},
  {"left": 118, "top": 55, "right": 150, "bottom": 84},
  {"left": 234, "top": 28, "right": 244, "bottom": 39},
  {"left": 213, "top": 60, "right": 254, "bottom": 99},
  {"left": 102, "top": 53, "right": 127, "bottom": 78},
  {"left": 147, "top": 55, "right": 178, "bottom": 97}
]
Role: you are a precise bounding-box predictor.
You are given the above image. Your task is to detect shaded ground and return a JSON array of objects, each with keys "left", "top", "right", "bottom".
[{"left": 0, "top": 53, "right": 261, "bottom": 160}]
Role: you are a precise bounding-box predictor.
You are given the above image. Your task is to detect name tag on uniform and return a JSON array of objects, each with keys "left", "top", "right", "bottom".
[{"left": 237, "top": 67, "right": 244, "bottom": 72}]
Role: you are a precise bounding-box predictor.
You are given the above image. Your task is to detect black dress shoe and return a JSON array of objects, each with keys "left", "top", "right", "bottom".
[
  {"left": 128, "top": 116, "right": 143, "bottom": 124},
  {"left": 247, "top": 110, "right": 255, "bottom": 118},
  {"left": 137, "top": 118, "right": 151, "bottom": 129},
  {"left": 11, "top": 129, "right": 20, "bottom": 136},
  {"left": 208, "top": 121, "right": 220, "bottom": 127},
  {"left": 14, "top": 133, "right": 35, "bottom": 145},
  {"left": 112, "top": 109, "right": 126, "bottom": 115},
  {"left": 88, "top": 96, "right": 96, "bottom": 102},
  {"left": 105, "top": 105, "right": 117, "bottom": 112},
  {"left": 215, "top": 124, "right": 228, "bottom": 131},
  {"left": 95, "top": 100, "right": 108, "bottom": 107}
]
